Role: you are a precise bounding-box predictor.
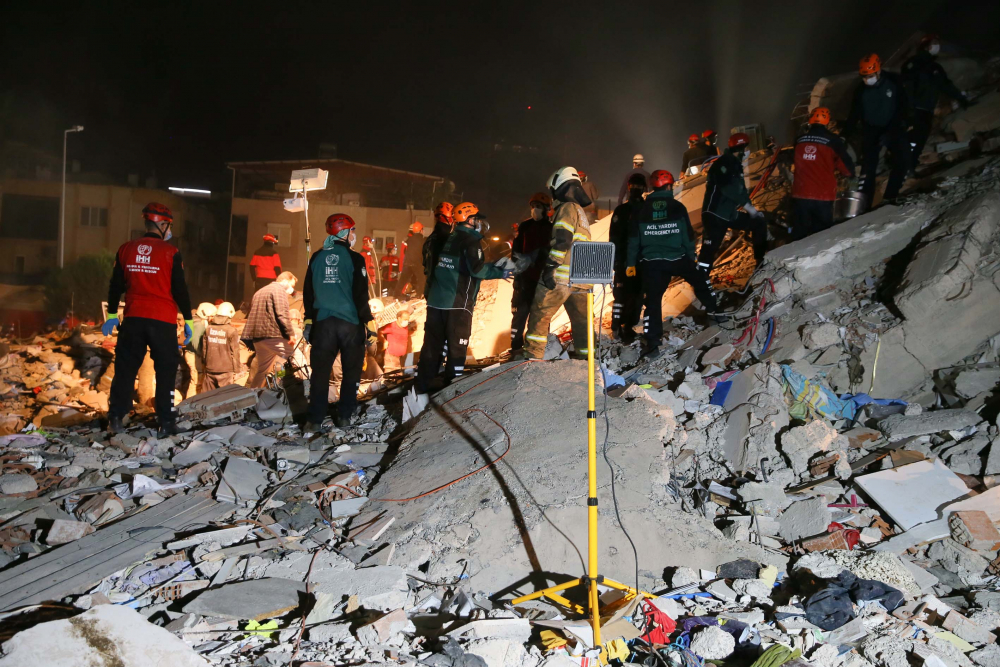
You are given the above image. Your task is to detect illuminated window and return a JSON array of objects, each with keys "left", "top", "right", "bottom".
[{"left": 80, "top": 206, "right": 108, "bottom": 227}]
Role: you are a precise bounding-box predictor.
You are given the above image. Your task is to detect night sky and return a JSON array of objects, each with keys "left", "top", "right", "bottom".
[{"left": 3, "top": 1, "right": 999, "bottom": 216}]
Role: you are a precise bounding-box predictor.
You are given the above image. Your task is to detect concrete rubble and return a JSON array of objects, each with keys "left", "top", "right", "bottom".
[{"left": 0, "top": 42, "right": 1000, "bottom": 667}]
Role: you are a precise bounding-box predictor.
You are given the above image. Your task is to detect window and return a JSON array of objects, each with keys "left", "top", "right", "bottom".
[
  {"left": 80, "top": 206, "right": 108, "bottom": 227},
  {"left": 372, "top": 229, "right": 396, "bottom": 253},
  {"left": 266, "top": 223, "right": 292, "bottom": 248},
  {"left": 14, "top": 256, "right": 25, "bottom": 274},
  {"left": 231, "top": 215, "right": 248, "bottom": 256},
  {"left": 0, "top": 194, "right": 59, "bottom": 240}
]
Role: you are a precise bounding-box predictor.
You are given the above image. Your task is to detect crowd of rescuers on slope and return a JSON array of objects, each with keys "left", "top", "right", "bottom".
[{"left": 97, "top": 38, "right": 973, "bottom": 435}]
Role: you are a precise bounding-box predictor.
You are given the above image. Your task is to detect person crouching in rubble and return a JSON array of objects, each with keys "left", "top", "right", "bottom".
[
  {"left": 380, "top": 308, "right": 413, "bottom": 373},
  {"left": 103, "top": 202, "right": 193, "bottom": 437},
  {"left": 200, "top": 302, "right": 241, "bottom": 390},
  {"left": 697, "top": 132, "right": 767, "bottom": 276},
  {"left": 415, "top": 203, "right": 511, "bottom": 407},
  {"left": 627, "top": 170, "right": 723, "bottom": 359},
  {"left": 302, "top": 214, "right": 375, "bottom": 435},
  {"left": 522, "top": 167, "right": 593, "bottom": 361},
  {"left": 181, "top": 302, "right": 215, "bottom": 397},
  {"left": 791, "top": 107, "right": 855, "bottom": 240}
]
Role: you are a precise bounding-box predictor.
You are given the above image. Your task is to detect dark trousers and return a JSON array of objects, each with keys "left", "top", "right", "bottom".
[
  {"left": 698, "top": 211, "right": 767, "bottom": 270},
  {"left": 253, "top": 276, "right": 274, "bottom": 293},
  {"left": 791, "top": 198, "right": 835, "bottom": 240},
  {"left": 109, "top": 317, "right": 180, "bottom": 424},
  {"left": 308, "top": 316, "right": 365, "bottom": 423},
  {"left": 859, "top": 124, "right": 910, "bottom": 206},
  {"left": 641, "top": 257, "right": 718, "bottom": 346},
  {"left": 417, "top": 307, "right": 473, "bottom": 393},
  {"left": 611, "top": 269, "right": 641, "bottom": 336},
  {"left": 395, "top": 267, "right": 424, "bottom": 298},
  {"left": 510, "top": 279, "right": 538, "bottom": 351},
  {"left": 908, "top": 109, "right": 934, "bottom": 170}
]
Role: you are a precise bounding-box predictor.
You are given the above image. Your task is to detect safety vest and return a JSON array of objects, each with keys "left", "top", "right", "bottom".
[{"left": 116, "top": 236, "right": 181, "bottom": 324}]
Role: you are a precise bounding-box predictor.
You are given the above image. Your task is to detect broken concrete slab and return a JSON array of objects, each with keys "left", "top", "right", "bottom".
[
  {"left": 215, "top": 455, "right": 270, "bottom": 506},
  {"left": 716, "top": 362, "right": 788, "bottom": 470},
  {"left": 171, "top": 440, "right": 222, "bottom": 468},
  {"left": 955, "top": 367, "right": 1000, "bottom": 400},
  {"left": 0, "top": 473, "right": 37, "bottom": 495},
  {"left": 780, "top": 420, "right": 849, "bottom": 475},
  {"left": 855, "top": 459, "right": 973, "bottom": 530},
  {"left": 176, "top": 383, "right": 258, "bottom": 421},
  {"left": 949, "top": 511, "right": 1000, "bottom": 552},
  {"left": 802, "top": 322, "right": 841, "bottom": 349},
  {"left": 779, "top": 497, "right": 832, "bottom": 542},
  {"left": 0, "top": 604, "right": 209, "bottom": 666},
  {"left": 878, "top": 410, "right": 981, "bottom": 440},
  {"left": 690, "top": 624, "right": 735, "bottom": 659},
  {"left": 448, "top": 619, "right": 532, "bottom": 643},
  {"left": 182, "top": 578, "right": 306, "bottom": 621},
  {"left": 44, "top": 519, "right": 95, "bottom": 545}
]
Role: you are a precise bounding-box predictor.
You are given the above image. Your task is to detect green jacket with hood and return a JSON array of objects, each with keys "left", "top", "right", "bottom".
[{"left": 427, "top": 224, "right": 504, "bottom": 312}]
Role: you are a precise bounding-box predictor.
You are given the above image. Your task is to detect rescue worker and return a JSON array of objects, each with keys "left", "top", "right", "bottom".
[
  {"left": 249, "top": 234, "right": 283, "bottom": 293},
  {"left": 200, "top": 302, "right": 240, "bottom": 390},
  {"left": 523, "top": 168, "right": 593, "bottom": 360},
  {"left": 184, "top": 302, "right": 216, "bottom": 396},
  {"left": 902, "top": 34, "right": 971, "bottom": 170},
  {"left": 380, "top": 243, "right": 400, "bottom": 297},
  {"left": 242, "top": 271, "right": 298, "bottom": 388},
  {"left": 617, "top": 154, "right": 651, "bottom": 204},
  {"left": 627, "top": 170, "right": 720, "bottom": 358},
  {"left": 302, "top": 213, "right": 374, "bottom": 433},
  {"left": 609, "top": 174, "right": 646, "bottom": 343},
  {"left": 844, "top": 53, "right": 911, "bottom": 208},
  {"left": 422, "top": 201, "right": 454, "bottom": 295},
  {"left": 103, "top": 202, "right": 192, "bottom": 436},
  {"left": 702, "top": 130, "right": 721, "bottom": 156},
  {"left": 510, "top": 192, "right": 554, "bottom": 353},
  {"left": 682, "top": 133, "right": 713, "bottom": 174},
  {"left": 416, "top": 203, "right": 510, "bottom": 401},
  {"left": 791, "top": 107, "right": 855, "bottom": 240},
  {"left": 578, "top": 170, "right": 600, "bottom": 222},
  {"left": 395, "top": 221, "right": 426, "bottom": 298},
  {"left": 697, "top": 133, "right": 767, "bottom": 273}
]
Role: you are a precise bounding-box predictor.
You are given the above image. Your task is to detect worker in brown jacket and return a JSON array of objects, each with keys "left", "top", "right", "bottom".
[
  {"left": 200, "top": 302, "right": 241, "bottom": 390},
  {"left": 241, "top": 271, "right": 297, "bottom": 387}
]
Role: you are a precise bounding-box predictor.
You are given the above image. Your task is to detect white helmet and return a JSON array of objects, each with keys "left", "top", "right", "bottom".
[
  {"left": 217, "top": 302, "right": 236, "bottom": 318},
  {"left": 547, "top": 166, "right": 581, "bottom": 193},
  {"left": 369, "top": 298, "right": 385, "bottom": 316},
  {"left": 196, "top": 302, "right": 217, "bottom": 319},
  {"left": 633, "top": 153, "right": 645, "bottom": 164}
]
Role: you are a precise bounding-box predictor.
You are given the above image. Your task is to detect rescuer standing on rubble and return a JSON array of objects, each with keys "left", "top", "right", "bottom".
[
  {"left": 416, "top": 203, "right": 510, "bottom": 402},
  {"left": 360, "top": 236, "right": 378, "bottom": 292},
  {"left": 844, "top": 53, "right": 911, "bottom": 209},
  {"left": 103, "top": 202, "right": 193, "bottom": 436},
  {"left": 682, "top": 133, "right": 712, "bottom": 174},
  {"left": 200, "top": 301, "right": 241, "bottom": 390},
  {"left": 579, "top": 170, "right": 600, "bottom": 222},
  {"left": 902, "top": 34, "right": 971, "bottom": 171},
  {"left": 523, "top": 168, "right": 593, "bottom": 360},
  {"left": 184, "top": 302, "right": 216, "bottom": 396},
  {"left": 249, "top": 234, "right": 283, "bottom": 293},
  {"left": 395, "top": 221, "right": 425, "bottom": 298},
  {"left": 702, "top": 130, "right": 721, "bottom": 157},
  {"left": 510, "top": 192, "right": 553, "bottom": 353},
  {"left": 422, "top": 202, "right": 454, "bottom": 296},
  {"left": 302, "top": 213, "right": 374, "bottom": 433},
  {"left": 617, "top": 154, "right": 651, "bottom": 204},
  {"left": 380, "top": 243, "right": 400, "bottom": 297},
  {"left": 791, "top": 107, "right": 855, "bottom": 240},
  {"left": 609, "top": 173, "right": 645, "bottom": 343},
  {"left": 697, "top": 133, "right": 767, "bottom": 274},
  {"left": 627, "top": 170, "right": 720, "bottom": 359},
  {"left": 242, "top": 271, "right": 298, "bottom": 388}
]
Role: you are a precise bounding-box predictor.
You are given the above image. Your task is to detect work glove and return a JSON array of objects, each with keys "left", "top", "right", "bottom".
[
  {"left": 101, "top": 316, "right": 120, "bottom": 336},
  {"left": 626, "top": 266, "right": 636, "bottom": 277},
  {"left": 501, "top": 269, "right": 515, "bottom": 280},
  {"left": 540, "top": 262, "right": 558, "bottom": 290},
  {"left": 183, "top": 320, "right": 193, "bottom": 346},
  {"left": 303, "top": 320, "right": 312, "bottom": 343},
  {"left": 744, "top": 203, "right": 762, "bottom": 218},
  {"left": 365, "top": 320, "right": 378, "bottom": 344}
]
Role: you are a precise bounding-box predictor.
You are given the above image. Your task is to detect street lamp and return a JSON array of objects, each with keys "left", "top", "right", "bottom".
[{"left": 60, "top": 125, "right": 84, "bottom": 268}]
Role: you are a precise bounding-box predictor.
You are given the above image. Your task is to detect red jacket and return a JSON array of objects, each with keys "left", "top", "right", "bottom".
[
  {"left": 250, "top": 248, "right": 282, "bottom": 279},
  {"left": 380, "top": 255, "right": 401, "bottom": 282},
  {"left": 108, "top": 234, "right": 192, "bottom": 324},
  {"left": 380, "top": 322, "right": 410, "bottom": 357},
  {"left": 792, "top": 125, "right": 855, "bottom": 202}
]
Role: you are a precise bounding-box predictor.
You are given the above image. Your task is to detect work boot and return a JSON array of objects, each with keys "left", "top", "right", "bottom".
[
  {"left": 640, "top": 342, "right": 663, "bottom": 361},
  {"left": 333, "top": 414, "right": 352, "bottom": 429},
  {"left": 107, "top": 416, "right": 126, "bottom": 435},
  {"left": 618, "top": 327, "right": 637, "bottom": 345},
  {"left": 302, "top": 421, "right": 324, "bottom": 437},
  {"left": 157, "top": 421, "right": 179, "bottom": 438}
]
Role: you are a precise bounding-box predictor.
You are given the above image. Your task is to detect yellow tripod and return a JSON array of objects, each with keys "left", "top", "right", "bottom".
[{"left": 511, "top": 289, "right": 653, "bottom": 649}]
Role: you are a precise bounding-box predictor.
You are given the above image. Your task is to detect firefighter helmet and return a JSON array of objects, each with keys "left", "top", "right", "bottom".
[
  {"left": 217, "top": 302, "right": 236, "bottom": 318},
  {"left": 547, "top": 167, "right": 581, "bottom": 193},
  {"left": 632, "top": 153, "right": 645, "bottom": 164},
  {"left": 196, "top": 302, "right": 217, "bottom": 319}
]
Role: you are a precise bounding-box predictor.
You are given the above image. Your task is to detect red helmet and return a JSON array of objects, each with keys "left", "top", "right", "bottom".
[
  {"left": 386, "top": 241, "right": 396, "bottom": 251},
  {"left": 578, "top": 170, "right": 588, "bottom": 181},
  {"left": 362, "top": 235, "right": 373, "bottom": 247},
  {"left": 688, "top": 133, "right": 699, "bottom": 144},
  {"left": 919, "top": 33, "right": 940, "bottom": 49},
  {"left": 263, "top": 233, "right": 278, "bottom": 243},
  {"left": 409, "top": 221, "right": 424, "bottom": 234},
  {"left": 729, "top": 133, "right": 750, "bottom": 149},
  {"left": 650, "top": 170, "right": 674, "bottom": 188},
  {"left": 325, "top": 213, "right": 355, "bottom": 236},
  {"left": 142, "top": 202, "right": 173, "bottom": 224},
  {"left": 702, "top": 130, "right": 715, "bottom": 139},
  {"left": 859, "top": 53, "right": 881, "bottom": 76}
]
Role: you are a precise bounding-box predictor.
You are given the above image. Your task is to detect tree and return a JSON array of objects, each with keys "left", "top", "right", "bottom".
[{"left": 44, "top": 250, "right": 115, "bottom": 322}]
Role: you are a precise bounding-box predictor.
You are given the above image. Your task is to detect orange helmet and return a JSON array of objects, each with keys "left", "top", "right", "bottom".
[
  {"left": 528, "top": 192, "right": 552, "bottom": 209},
  {"left": 434, "top": 201, "right": 453, "bottom": 224},
  {"left": 409, "top": 221, "right": 424, "bottom": 234},
  {"left": 859, "top": 53, "right": 881, "bottom": 76},
  {"left": 453, "top": 202, "right": 479, "bottom": 223},
  {"left": 650, "top": 170, "right": 674, "bottom": 188},
  {"left": 729, "top": 133, "right": 750, "bottom": 149},
  {"left": 809, "top": 107, "right": 831, "bottom": 126}
]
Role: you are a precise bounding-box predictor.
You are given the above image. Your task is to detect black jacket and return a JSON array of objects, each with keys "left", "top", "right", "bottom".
[
  {"left": 844, "top": 72, "right": 910, "bottom": 135},
  {"left": 609, "top": 199, "right": 642, "bottom": 270},
  {"left": 702, "top": 149, "right": 750, "bottom": 223},
  {"left": 902, "top": 50, "right": 966, "bottom": 112},
  {"left": 511, "top": 216, "right": 554, "bottom": 285},
  {"left": 682, "top": 144, "right": 714, "bottom": 173}
]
